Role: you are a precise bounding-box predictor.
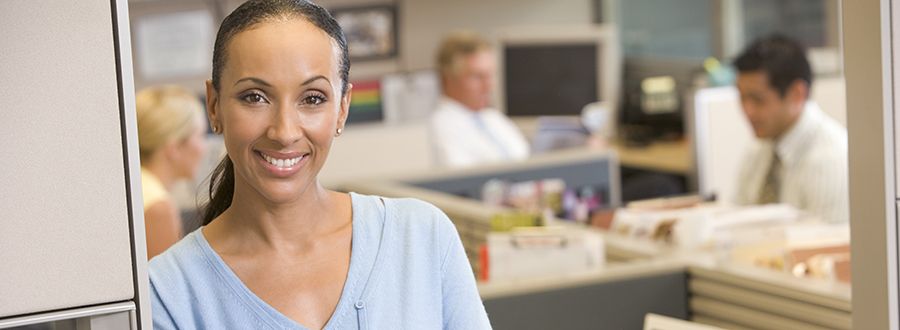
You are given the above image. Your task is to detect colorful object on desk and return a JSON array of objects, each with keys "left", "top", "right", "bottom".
[
  {"left": 481, "top": 178, "right": 566, "bottom": 213},
  {"left": 481, "top": 178, "right": 507, "bottom": 207},
  {"left": 490, "top": 212, "right": 541, "bottom": 232},
  {"left": 704, "top": 57, "right": 737, "bottom": 87},
  {"left": 347, "top": 79, "right": 383, "bottom": 123}
]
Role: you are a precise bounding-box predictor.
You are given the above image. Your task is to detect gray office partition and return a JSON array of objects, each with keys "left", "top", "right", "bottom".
[
  {"left": 405, "top": 149, "right": 622, "bottom": 207},
  {"left": 483, "top": 271, "right": 688, "bottom": 330},
  {"left": 0, "top": 0, "right": 149, "bottom": 328}
]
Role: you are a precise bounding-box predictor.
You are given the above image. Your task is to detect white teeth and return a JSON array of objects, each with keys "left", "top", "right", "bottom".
[{"left": 262, "top": 154, "right": 304, "bottom": 167}]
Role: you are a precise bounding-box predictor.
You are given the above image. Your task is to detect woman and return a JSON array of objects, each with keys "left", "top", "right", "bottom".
[
  {"left": 148, "top": 1, "right": 492, "bottom": 329},
  {"left": 135, "top": 85, "right": 208, "bottom": 259}
]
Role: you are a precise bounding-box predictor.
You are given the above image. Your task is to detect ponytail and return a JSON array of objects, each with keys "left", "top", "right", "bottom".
[{"left": 200, "top": 156, "right": 235, "bottom": 226}]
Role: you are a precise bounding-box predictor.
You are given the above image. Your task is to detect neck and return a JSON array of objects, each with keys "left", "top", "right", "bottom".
[
  {"left": 210, "top": 177, "right": 347, "bottom": 253},
  {"left": 444, "top": 93, "right": 481, "bottom": 112},
  {"left": 774, "top": 102, "right": 807, "bottom": 141}
]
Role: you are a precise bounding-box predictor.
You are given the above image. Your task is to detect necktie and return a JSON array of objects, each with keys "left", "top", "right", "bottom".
[
  {"left": 472, "top": 113, "right": 510, "bottom": 159},
  {"left": 758, "top": 150, "right": 781, "bottom": 204}
]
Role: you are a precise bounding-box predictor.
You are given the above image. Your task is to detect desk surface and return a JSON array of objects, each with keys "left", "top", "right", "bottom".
[
  {"left": 511, "top": 116, "right": 692, "bottom": 176},
  {"left": 611, "top": 140, "right": 692, "bottom": 175}
]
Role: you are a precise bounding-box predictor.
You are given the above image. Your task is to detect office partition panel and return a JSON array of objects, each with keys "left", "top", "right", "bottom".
[{"left": 0, "top": 0, "right": 149, "bottom": 328}]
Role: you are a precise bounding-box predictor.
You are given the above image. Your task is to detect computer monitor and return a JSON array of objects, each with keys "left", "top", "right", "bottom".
[
  {"left": 494, "top": 25, "right": 621, "bottom": 118},
  {"left": 689, "top": 86, "right": 753, "bottom": 203}
]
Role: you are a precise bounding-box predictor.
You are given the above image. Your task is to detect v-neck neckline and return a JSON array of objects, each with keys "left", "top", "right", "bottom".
[{"left": 193, "top": 193, "right": 370, "bottom": 330}]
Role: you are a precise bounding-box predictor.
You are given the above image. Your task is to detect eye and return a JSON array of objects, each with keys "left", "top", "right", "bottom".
[
  {"left": 301, "top": 93, "right": 327, "bottom": 106},
  {"left": 240, "top": 92, "right": 267, "bottom": 104}
]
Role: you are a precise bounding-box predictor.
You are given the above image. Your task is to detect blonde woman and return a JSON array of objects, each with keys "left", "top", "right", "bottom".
[{"left": 136, "top": 85, "right": 208, "bottom": 259}]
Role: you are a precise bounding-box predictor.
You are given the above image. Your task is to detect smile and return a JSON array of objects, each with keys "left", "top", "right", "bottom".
[{"left": 261, "top": 153, "right": 305, "bottom": 167}]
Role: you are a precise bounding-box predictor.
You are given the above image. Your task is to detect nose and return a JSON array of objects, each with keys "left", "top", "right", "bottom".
[
  {"left": 740, "top": 100, "right": 757, "bottom": 119},
  {"left": 267, "top": 104, "right": 302, "bottom": 146}
]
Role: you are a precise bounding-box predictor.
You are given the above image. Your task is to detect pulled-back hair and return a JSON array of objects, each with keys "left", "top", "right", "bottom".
[
  {"left": 200, "top": 0, "right": 350, "bottom": 226},
  {"left": 135, "top": 85, "right": 204, "bottom": 162},
  {"left": 733, "top": 34, "right": 811, "bottom": 98}
]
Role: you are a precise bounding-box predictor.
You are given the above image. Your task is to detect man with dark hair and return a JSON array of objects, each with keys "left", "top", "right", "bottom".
[{"left": 732, "top": 35, "right": 848, "bottom": 223}]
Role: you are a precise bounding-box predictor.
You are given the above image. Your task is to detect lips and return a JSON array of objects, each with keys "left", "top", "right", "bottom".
[
  {"left": 255, "top": 151, "right": 309, "bottom": 177},
  {"left": 261, "top": 153, "right": 305, "bottom": 167}
]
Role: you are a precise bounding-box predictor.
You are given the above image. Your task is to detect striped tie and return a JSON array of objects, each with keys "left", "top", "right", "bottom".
[{"left": 757, "top": 150, "right": 781, "bottom": 204}]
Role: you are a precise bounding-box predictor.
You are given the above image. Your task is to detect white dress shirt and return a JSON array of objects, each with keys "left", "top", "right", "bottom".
[
  {"left": 734, "top": 101, "right": 849, "bottom": 223},
  {"left": 430, "top": 97, "right": 530, "bottom": 168}
]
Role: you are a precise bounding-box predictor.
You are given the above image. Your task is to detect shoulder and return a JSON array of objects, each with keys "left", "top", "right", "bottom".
[
  {"left": 388, "top": 196, "right": 451, "bottom": 225},
  {"left": 141, "top": 169, "right": 170, "bottom": 211},
  {"left": 802, "top": 114, "right": 847, "bottom": 162},
  {"left": 144, "top": 198, "right": 179, "bottom": 221},
  {"left": 801, "top": 105, "right": 847, "bottom": 148},
  {"left": 148, "top": 230, "right": 210, "bottom": 294},
  {"left": 432, "top": 99, "right": 461, "bottom": 118},
  {"left": 354, "top": 193, "right": 457, "bottom": 239}
]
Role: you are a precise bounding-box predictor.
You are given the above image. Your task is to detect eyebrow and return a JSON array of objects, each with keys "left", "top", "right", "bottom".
[
  {"left": 233, "top": 76, "right": 329, "bottom": 87},
  {"left": 302, "top": 75, "right": 329, "bottom": 86},
  {"left": 234, "top": 77, "right": 270, "bottom": 87}
]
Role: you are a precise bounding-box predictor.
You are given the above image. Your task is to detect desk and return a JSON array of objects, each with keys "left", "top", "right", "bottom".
[
  {"left": 512, "top": 115, "right": 692, "bottom": 176},
  {"left": 478, "top": 243, "right": 852, "bottom": 330},
  {"left": 611, "top": 140, "right": 691, "bottom": 175},
  {"left": 345, "top": 156, "right": 851, "bottom": 330}
]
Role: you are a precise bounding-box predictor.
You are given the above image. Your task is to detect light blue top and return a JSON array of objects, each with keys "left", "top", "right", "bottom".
[{"left": 149, "top": 193, "right": 492, "bottom": 329}]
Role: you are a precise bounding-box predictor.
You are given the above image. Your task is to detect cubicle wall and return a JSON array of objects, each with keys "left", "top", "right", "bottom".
[
  {"left": 688, "top": 266, "right": 852, "bottom": 330},
  {"left": 346, "top": 148, "right": 854, "bottom": 330},
  {"left": 0, "top": 1, "right": 149, "bottom": 329},
  {"left": 407, "top": 151, "right": 619, "bottom": 203},
  {"left": 344, "top": 149, "right": 621, "bottom": 277},
  {"left": 483, "top": 270, "right": 688, "bottom": 330}
]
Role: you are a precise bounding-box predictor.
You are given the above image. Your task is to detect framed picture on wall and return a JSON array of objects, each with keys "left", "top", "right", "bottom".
[{"left": 331, "top": 4, "right": 398, "bottom": 60}]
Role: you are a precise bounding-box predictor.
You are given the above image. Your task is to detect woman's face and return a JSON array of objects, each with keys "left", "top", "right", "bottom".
[
  {"left": 207, "top": 19, "right": 349, "bottom": 204},
  {"left": 174, "top": 114, "right": 209, "bottom": 180}
]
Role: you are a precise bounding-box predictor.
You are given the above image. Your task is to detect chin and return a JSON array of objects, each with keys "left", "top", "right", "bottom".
[{"left": 255, "top": 178, "right": 317, "bottom": 203}]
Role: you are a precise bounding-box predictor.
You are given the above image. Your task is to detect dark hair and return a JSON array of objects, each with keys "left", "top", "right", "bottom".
[
  {"left": 200, "top": 0, "right": 350, "bottom": 226},
  {"left": 733, "top": 34, "right": 811, "bottom": 98}
]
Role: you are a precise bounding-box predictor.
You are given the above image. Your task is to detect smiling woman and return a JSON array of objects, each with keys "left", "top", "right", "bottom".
[{"left": 146, "top": 1, "right": 492, "bottom": 329}]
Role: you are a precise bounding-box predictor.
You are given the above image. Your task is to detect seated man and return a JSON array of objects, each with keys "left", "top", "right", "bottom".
[
  {"left": 733, "top": 35, "right": 848, "bottom": 223},
  {"left": 431, "top": 31, "right": 529, "bottom": 168}
]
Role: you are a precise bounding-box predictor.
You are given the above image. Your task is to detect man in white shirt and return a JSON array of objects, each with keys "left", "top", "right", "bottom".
[
  {"left": 430, "top": 31, "right": 530, "bottom": 168},
  {"left": 733, "top": 35, "right": 848, "bottom": 223}
]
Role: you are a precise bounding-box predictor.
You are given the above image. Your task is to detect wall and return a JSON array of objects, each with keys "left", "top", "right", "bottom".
[
  {"left": 129, "top": 0, "right": 596, "bottom": 200},
  {"left": 128, "top": 0, "right": 594, "bottom": 93}
]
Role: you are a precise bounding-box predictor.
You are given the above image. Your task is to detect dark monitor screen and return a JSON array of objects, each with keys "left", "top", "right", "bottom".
[{"left": 504, "top": 44, "right": 599, "bottom": 116}]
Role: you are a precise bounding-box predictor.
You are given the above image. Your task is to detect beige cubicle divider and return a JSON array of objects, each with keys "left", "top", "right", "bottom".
[
  {"left": 344, "top": 148, "right": 621, "bottom": 278},
  {"left": 0, "top": 0, "right": 149, "bottom": 329},
  {"left": 688, "top": 266, "right": 851, "bottom": 330},
  {"left": 344, "top": 147, "right": 856, "bottom": 330}
]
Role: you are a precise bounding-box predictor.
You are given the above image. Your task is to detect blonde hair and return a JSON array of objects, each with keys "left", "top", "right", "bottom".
[
  {"left": 436, "top": 31, "right": 492, "bottom": 77},
  {"left": 135, "top": 85, "right": 205, "bottom": 163}
]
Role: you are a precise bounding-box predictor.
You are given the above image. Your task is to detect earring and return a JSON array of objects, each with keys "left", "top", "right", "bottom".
[
  {"left": 336, "top": 128, "right": 342, "bottom": 135},
  {"left": 212, "top": 126, "right": 219, "bottom": 133}
]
